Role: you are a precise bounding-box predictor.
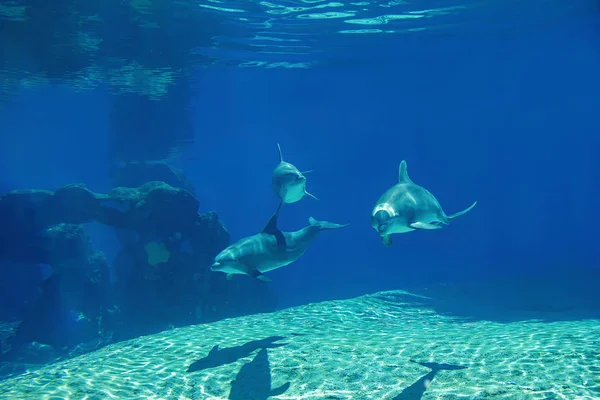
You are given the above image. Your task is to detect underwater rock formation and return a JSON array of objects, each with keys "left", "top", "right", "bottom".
[
  {"left": 8, "top": 253, "right": 111, "bottom": 350},
  {"left": 0, "top": 224, "right": 112, "bottom": 362},
  {"left": 0, "top": 182, "right": 211, "bottom": 246},
  {"left": 0, "top": 180, "right": 277, "bottom": 361},
  {"left": 0, "top": 222, "right": 113, "bottom": 356}
]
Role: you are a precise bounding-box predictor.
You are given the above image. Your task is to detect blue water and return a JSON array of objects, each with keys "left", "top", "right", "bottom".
[
  {"left": 0, "top": 0, "right": 599, "bottom": 380},
  {"left": 187, "top": 11, "right": 600, "bottom": 304}
]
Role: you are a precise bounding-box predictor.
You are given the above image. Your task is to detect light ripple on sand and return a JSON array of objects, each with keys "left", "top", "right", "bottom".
[{"left": 0, "top": 290, "right": 598, "bottom": 399}]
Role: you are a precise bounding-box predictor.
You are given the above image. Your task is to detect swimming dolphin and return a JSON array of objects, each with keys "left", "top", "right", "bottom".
[
  {"left": 371, "top": 160, "right": 477, "bottom": 246},
  {"left": 211, "top": 204, "right": 347, "bottom": 282},
  {"left": 272, "top": 143, "right": 317, "bottom": 205}
]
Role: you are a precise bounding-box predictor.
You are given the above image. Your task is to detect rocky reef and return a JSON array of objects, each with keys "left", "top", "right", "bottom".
[{"left": 0, "top": 161, "right": 277, "bottom": 373}]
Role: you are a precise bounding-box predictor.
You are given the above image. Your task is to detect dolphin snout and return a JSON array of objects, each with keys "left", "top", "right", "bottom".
[
  {"left": 210, "top": 262, "right": 220, "bottom": 270},
  {"left": 376, "top": 225, "right": 390, "bottom": 236},
  {"left": 372, "top": 210, "right": 391, "bottom": 232}
]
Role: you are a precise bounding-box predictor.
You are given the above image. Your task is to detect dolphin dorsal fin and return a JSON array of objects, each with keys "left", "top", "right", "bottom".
[
  {"left": 262, "top": 202, "right": 283, "bottom": 235},
  {"left": 398, "top": 160, "right": 412, "bottom": 183},
  {"left": 262, "top": 213, "right": 279, "bottom": 235},
  {"left": 277, "top": 143, "right": 283, "bottom": 163}
]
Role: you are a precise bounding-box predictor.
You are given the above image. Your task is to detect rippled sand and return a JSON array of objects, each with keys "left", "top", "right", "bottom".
[{"left": 0, "top": 288, "right": 598, "bottom": 399}]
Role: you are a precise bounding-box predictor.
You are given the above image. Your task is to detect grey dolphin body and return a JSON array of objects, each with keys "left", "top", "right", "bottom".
[
  {"left": 211, "top": 205, "right": 347, "bottom": 282},
  {"left": 272, "top": 144, "right": 317, "bottom": 205},
  {"left": 371, "top": 160, "right": 477, "bottom": 246}
]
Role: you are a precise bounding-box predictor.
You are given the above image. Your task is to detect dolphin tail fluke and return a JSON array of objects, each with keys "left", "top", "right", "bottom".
[
  {"left": 308, "top": 217, "right": 347, "bottom": 230},
  {"left": 277, "top": 143, "right": 283, "bottom": 162},
  {"left": 305, "top": 189, "right": 318, "bottom": 200},
  {"left": 446, "top": 201, "right": 477, "bottom": 221}
]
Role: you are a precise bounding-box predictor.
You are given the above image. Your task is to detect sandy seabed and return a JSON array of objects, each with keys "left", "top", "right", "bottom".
[{"left": 0, "top": 285, "right": 598, "bottom": 400}]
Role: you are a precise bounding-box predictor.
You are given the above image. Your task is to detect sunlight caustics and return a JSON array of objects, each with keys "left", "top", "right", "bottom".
[{"left": 0, "top": 290, "right": 598, "bottom": 399}]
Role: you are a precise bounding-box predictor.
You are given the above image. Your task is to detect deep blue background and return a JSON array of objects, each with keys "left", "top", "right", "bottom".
[{"left": 1, "top": 13, "right": 599, "bottom": 309}]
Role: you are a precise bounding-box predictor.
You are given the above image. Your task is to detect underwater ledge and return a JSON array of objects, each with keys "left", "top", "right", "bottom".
[{"left": 0, "top": 287, "right": 598, "bottom": 399}]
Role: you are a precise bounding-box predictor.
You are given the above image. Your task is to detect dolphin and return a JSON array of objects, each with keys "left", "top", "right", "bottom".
[
  {"left": 272, "top": 143, "right": 317, "bottom": 205},
  {"left": 371, "top": 160, "right": 477, "bottom": 246},
  {"left": 211, "top": 204, "right": 347, "bottom": 282}
]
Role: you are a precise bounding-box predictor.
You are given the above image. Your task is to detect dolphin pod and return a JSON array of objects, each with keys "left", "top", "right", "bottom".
[
  {"left": 211, "top": 147, "right": 476, "bottom": 282},
  {"left": 211, "top": 144, "right": 345, "bottom": 282}
]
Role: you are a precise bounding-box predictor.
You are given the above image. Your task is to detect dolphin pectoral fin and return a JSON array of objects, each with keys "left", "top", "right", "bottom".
[
  {"left": 226, "top": 273, "right": 234, "bottom": 280},
  {"left": 447, "top": 201, "right": 477, "bottom": 221},
  {"left": 263, "top": 203, "right": 286, "bottom": 249},
  {"left": 305, "top": 189, "right": 318, "bottom": 200},
  {"left": 410, "top": 222, "right": 443, "bottom": 230},
  {"left": 249, "top": 269, "right": 272, "bottom": 283},
  {"left": 381, "top": 235, "right": 393, "bottom": 246},
  {"left": 301, "top": 169, "right": 315, "bottom": 175}
]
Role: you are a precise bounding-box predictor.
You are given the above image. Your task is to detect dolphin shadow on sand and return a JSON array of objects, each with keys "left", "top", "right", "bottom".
[
  {"left": 186, "top": 335, "right": 299, "bottom": 373},
  {"left": 392, "top": 360, "right": 468, "bottom": 400},
  {"left": 228, "top": 348, "right": 291, "bottom": 400}
]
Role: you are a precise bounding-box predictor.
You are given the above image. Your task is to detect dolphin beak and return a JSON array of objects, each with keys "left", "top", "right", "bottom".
[
  {"left": 372, "top": 210, "right": 390, "bottom": 234},
  {"left": 211, "top": 262, "right": 220, "bottom": 270},
  {"left": 375, "top": 224, "right": 389, "bottom": 236}
]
